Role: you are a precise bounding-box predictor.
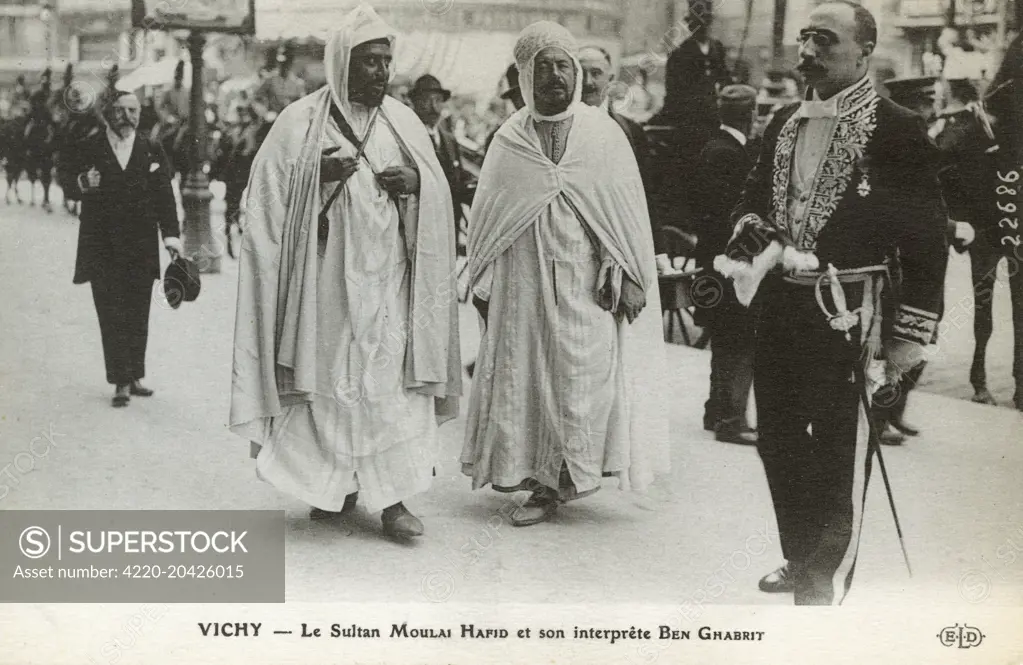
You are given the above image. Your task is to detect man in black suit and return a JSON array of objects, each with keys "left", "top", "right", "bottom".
[
  {"left": 660, "top": 17, "right": 731, "bottom": 126},
  {"left": 73, "top": 91, "right": 182, "bottom": 407},
  {"left": 578, "top": 45, "right": 650, "bottom": 174},
  {"left": 694, "top": 84, "right": 759, "bottom": 445},
  {"left": 726, "top": 1, "right": 947, "bottom": 604},
  {"left": 410, "top": 75, "right": 473, "bottom": 223}
]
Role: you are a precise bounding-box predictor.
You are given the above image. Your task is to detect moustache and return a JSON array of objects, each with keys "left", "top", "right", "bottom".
[{"left": 798, "top": 61, "right": 824, "bottom": 73}]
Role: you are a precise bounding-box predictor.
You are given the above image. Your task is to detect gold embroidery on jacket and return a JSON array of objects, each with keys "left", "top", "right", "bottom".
[{"left": 770, "top": 77, "right": 880, "bottom": 251}]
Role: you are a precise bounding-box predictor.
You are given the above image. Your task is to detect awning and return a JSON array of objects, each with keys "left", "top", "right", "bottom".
[
  {"left": 115, "top": 52, "right": 222, "bottom": 91},
  {"left": 254, "top": 26, "right": 522, "bottom": 99},
  {"left": 252, "top": 0, "right": 619, "bottom": 99}
]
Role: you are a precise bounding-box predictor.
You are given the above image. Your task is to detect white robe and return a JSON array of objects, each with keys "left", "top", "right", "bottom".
[
  {"left": 255, "top": 108, "right": 437, "bottom": 514},
  {"left": 461, "top": 105, "right": 670, "bottom": 497}
]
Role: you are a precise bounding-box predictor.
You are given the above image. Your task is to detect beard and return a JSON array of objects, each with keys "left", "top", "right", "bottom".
[
  {"left": 352, "top": 83, "right": 386, "bottom": 107},
  {"left": 538, "top": 81, "right": 571, "bottom": 106},
  {"left": 110, "top": 120, "right": 137, "bottom": 137}
]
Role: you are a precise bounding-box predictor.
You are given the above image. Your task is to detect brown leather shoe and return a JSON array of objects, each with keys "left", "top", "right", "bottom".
[
  {"left": 129, "top": 380, "right": 154, "bottom": 397},
  {"left": 112, "top": 384, "right": 130, "bottom": 407},
  {"left": 510, "top": 488, "right": 558, "bottom": 527},
  {"left": 381, "top": 502, "right": 424, "bottom": 538},
  {"left": 759, "top": 563, "right": 798, "bottom": 593}
]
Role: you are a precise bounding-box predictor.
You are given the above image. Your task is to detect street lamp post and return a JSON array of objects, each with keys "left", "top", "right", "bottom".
[
  {"left": 180, "top": 31, "right": 220, "bottom": 274},
  {"left": 39, "top": 2, "right": 54, "bottom": 66}
]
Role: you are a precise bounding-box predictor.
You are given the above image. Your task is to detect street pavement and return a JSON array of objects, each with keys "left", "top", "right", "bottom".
[{"left": 1, "top": 181, "right": 1021, "bottom": 609}]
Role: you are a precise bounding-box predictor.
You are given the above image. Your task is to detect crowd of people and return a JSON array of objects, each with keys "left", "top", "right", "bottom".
[{"left": 3, "top": 1, "right": 1023, "bottom": 607}]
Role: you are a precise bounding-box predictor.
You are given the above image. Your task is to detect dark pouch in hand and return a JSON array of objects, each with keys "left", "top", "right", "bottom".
[{"left": 472, "top": 296, "right": 489, "bottom": 329}]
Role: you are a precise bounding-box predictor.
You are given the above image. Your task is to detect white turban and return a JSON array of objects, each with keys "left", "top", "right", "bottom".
[
  {"left": 513, "top": 21, "right": 583, "bottom": 122},
  {"left": 323, "top": 4, "right": 397, "bottom": 127}
]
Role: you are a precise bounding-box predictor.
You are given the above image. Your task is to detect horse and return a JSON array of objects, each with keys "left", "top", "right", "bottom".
[
  {"left": 1, "top": 106, "right": 29, "bottom": 205},
  {"left": 21, "top": 91, "right": 59, "bottom": 211}
]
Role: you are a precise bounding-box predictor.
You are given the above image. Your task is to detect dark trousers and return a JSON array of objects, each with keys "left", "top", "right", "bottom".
[
  {"left": 91, "top": 277, "right": 153, "bottom": 386},
  {"left": 874, "top": 362, "right": 926, "bottom": 428},
  {"left": 755, "top": 280, "right": 873, "bottom": 605},
  {"left": 970, "top": 241, "right": 1001, "bottom": 390},
  {"left": 705, "top": 294, "right": 756, "bottom": 428},
  {"left": 225, "top": 180, "right": 245, "bottom": 231}
]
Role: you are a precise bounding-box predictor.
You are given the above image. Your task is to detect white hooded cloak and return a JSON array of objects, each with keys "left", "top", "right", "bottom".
[
  {"left": 229, "top": 4, "right": 461, "bottom": 512},
  {"left": 460, "top": 22, "right": 670, "bottom": 497}
]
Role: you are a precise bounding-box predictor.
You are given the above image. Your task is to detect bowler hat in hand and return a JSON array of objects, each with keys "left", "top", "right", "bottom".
[{"left": 163, "top": 256, "right": 201, "bottom": 309}]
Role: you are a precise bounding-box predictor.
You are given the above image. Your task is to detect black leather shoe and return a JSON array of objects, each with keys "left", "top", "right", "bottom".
[
  {"left": 759, "top": 563, "right": 797, "bottom": 593},
  {"left": 129, "top": 380, "right": 154, "bottom": 397},
  {"left": 112, "top": 385, "right": 130, "bottom": 408},
  {"left": 889, "top": 417, "right": 919, "bottom": 437},
  {"left": 381, "top": 502, "right": 424, "bottom": 538},
  {"left": 715, "top": 422, "right": 758, "bottom": 445}
]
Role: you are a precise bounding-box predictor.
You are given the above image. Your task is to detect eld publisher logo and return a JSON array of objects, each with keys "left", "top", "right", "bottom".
[
  {"left": 937, "top": 624, "right": 985, "bottom": 649},
  {"left": 19, "top": 526, "right": 51, "bottom": 559}
]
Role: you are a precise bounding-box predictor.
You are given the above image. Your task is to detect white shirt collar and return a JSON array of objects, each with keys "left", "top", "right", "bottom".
[
  {"left": 106, "top": 126, "right": 136, "bottom": 169},
  {"left": 599, "top": 97, "right": 610, "bottom": 113},
  {"left": 719, "top": 124, "right": 747, "bottom": 146}
]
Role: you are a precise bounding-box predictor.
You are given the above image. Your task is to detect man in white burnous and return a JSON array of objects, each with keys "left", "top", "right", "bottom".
[
  {"left": 230, "top": 5, "right": 461, "bottom": 539},
  {"left": 461, "top": 21, "right": 670, "bottom": 526}
]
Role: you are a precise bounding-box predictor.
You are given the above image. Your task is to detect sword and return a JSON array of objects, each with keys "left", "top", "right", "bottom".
[
  {"left": 856, "top": 362, "right": 913, "bottom": 577},
  {"left": 817, "top": 264, "right": 913, "bottom": 576}
]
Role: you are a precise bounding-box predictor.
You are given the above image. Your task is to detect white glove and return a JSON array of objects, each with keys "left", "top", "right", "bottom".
[
  {"left": 885, "top": 338, "right": 927, "bottom": 383},
  {"left": 954, "top": 221, "right": 976, "bottom": 247},
  {"left": 164, "top": 236, "right": 183, "bottom": 259}
]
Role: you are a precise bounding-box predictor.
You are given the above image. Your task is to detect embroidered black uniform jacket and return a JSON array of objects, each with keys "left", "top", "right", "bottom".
[{"left": 729, "top": 78, "right": 949, "bottom": 346}]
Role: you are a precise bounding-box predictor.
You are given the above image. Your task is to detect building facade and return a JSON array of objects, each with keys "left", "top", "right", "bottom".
[{"left": 254, "top": 0, "right": 625, "bottom": 98}]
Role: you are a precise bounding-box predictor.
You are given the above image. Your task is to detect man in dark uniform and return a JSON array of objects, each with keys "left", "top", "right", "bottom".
[
  {"left": 725, "top": 1, "right": 947, "bottom": 604},
  {"left": 650, "top": 9, "right": 731, "bottom": 246},
  {"left": 870, "top": 75, "right": 948, "bottom": 444},
  {"left": 693, "top": 84, "right": 759, "bottom": 444},
  {"left": 660, "top": 11, "right": 731, "bottom": 125},
  {"left": 73, "top": 91, "right": 182, "bottom": 407}
]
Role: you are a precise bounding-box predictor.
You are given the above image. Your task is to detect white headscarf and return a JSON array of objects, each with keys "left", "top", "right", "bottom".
[
  {"left": 323, "top": 4, "right": 397, "bottom": 128},
  {"left": 513, "top": 21, "right": 583, "bottom": 122}
]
